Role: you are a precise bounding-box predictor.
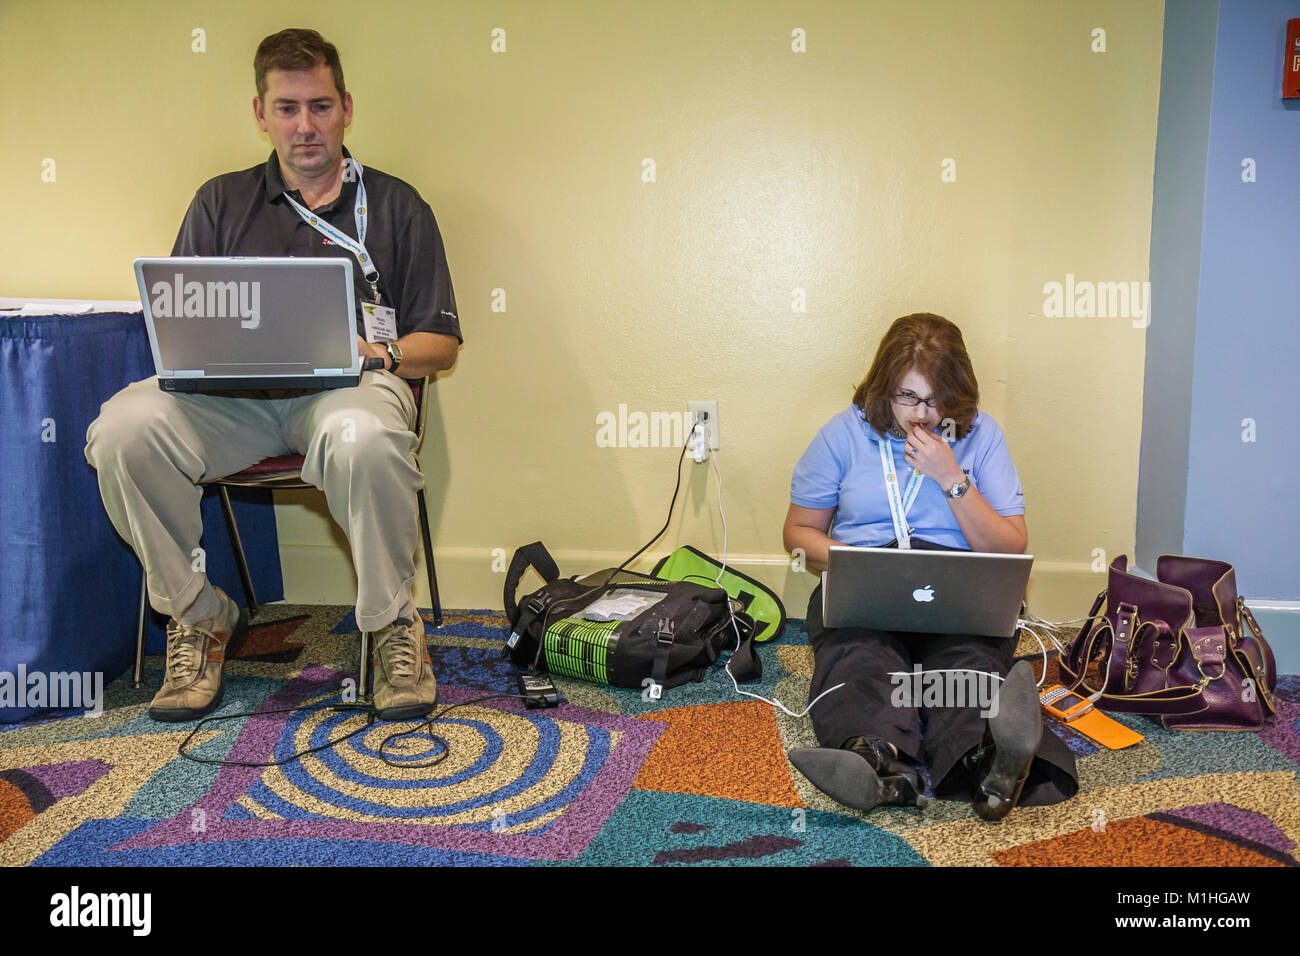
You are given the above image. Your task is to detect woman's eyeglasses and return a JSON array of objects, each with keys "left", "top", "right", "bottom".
[{"left": 893, "top": 390, "right": 939, "bottom": 408}]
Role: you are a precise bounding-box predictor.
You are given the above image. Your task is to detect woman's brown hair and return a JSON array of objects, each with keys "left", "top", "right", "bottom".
[{"left": 852, "top": 313, "right": 980, "bottom": 439}]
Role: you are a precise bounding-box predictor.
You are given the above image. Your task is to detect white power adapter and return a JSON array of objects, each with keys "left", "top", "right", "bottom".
[{"left": 689, "top": 413, "right": 710, "bottom": 463}]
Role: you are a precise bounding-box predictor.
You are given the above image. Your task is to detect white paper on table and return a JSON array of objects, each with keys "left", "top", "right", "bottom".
[{"left": 0, "top": 302, "right": 97, "bottom": 315}]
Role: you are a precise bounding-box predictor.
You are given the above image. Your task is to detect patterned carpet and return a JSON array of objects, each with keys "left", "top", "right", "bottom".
[{"left": 2, "top": 606, "right": 1298, "bottom": 867}]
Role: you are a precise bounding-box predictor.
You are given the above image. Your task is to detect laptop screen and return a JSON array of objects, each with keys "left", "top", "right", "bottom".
[{"left": 136, "top": 257, "right": 357, "bottom": 377}]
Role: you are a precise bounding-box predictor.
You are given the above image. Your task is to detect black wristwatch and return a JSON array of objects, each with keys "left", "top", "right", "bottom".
[{"left": 384, "top": 340, "right": 403, "bottom": 376}]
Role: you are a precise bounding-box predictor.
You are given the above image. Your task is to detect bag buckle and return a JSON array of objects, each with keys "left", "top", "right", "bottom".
[
  {"left": 1196, "top": 659, "right": 1226, "bottom": 681},
  {"left": 1115, "top": 602, "right": 1138, "bottom": 642}
]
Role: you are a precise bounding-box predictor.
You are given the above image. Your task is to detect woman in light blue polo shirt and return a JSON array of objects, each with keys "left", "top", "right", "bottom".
[{"left": 783, "top": 313, "right": 1077, "bottom": 821}]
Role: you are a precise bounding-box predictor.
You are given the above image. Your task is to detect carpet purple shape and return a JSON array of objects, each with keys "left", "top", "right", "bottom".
[
  {"left": 1160, "top": 802, "right": 1296, "bottom": 858},
  {"left": 22, "top": 760, "right": 111, "bottom": 799}
]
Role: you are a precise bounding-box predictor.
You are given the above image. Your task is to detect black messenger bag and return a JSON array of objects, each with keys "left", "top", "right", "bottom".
[{"left": 502, "top": 542, "right": 762, "bottom": 699}]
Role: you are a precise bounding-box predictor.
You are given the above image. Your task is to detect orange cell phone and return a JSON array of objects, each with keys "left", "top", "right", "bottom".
[
  {"left": 1039, "top": 684, "right": 1094, "bottom": 721},
  {"left": 1038, "top": 684, "right": 1143, "bottom": 750}
]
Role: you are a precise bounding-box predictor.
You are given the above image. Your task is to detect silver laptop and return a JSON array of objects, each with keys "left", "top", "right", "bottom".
[
  {"left": 822, "top": 546, "right": 1032, "bottom": 638},
  {"left": 134, "top": 257, "right": 362, "bottom": 391}
]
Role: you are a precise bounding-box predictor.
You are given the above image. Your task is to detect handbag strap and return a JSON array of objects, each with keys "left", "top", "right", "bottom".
[
  {"left": 1233, "top": 598, "right": 1279, "bottom": 714},
  {"left": 1104, "top": 603, "right": 1175, "bottom": 693},
  {"left": 1105, "top": 602, "right": 1140, "bottom": 692},
  {"left": 1062, "top": 587, "right": 1107, "bottom": 677},
  {"left": 503, "top": 542, "right": 561, "bottom": 626},
  {"left": 646, "top": 619, "right": 675, "bottom": 700},
  {"left": 1059, "top": 614, "right": 1211, "bottom": 716},
  {"left": 640, "top": 605, "right": 762, "bottom": 699},
  {"left": 724, "top": 610, "right": 763, "bottom": 682},
  {"left": 1074, "top": 588, "right": 1107, "bottom": 644}
]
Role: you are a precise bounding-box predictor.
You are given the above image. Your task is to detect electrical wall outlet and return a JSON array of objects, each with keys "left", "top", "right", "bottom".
[{"left": 687, "top": 400, "right": 720, "bottom": 450}]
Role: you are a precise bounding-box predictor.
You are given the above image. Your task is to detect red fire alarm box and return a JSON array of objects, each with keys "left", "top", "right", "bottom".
[{"left": 1285, "top": 18, "right": 1300, "bottom": 99}]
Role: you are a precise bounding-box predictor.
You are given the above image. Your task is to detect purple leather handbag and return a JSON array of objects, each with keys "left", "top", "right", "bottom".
[{"left": 1060, "top": 555, "right": 1278, "bottom": 731}]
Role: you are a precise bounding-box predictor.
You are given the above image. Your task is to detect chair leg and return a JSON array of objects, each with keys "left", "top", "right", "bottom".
[
  {"left": 359, "top": 630, "right": 372, "bottom": 702},
  {"left": 416, "top": 487, "right": 442, "bottom": 628},
  {"left": 134, "top": 570, "right": 149, "bottom": 688},
  {"left": 218, "top": 485, "right": 259, "bottom": 616}
]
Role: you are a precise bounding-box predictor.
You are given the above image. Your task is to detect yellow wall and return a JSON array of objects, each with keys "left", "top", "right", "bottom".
[{"left": 3, "top": 0, "right": 1165, "bottom": 620}]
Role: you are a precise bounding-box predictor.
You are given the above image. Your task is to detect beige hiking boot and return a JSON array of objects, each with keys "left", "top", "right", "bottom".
[
  {"left": 370, "top": 617, "right": 438, "bottom": 720},
  {"left": 148, "top": 588, "right": 247, "bottom": 722}
]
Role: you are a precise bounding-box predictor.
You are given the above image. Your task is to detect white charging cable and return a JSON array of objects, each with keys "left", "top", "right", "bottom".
[
  {"left": 1015, "top": 620, "right": 1052, "bottom": 687},
  {"left": 700, "top": 447, "right": 1098, "bottom": 718},
  {"left": 701, "top": 447, "right": 846, "bottom": 717},
  {"left": 1015, "top": 614, "right": 1108, "bottom": 703}
]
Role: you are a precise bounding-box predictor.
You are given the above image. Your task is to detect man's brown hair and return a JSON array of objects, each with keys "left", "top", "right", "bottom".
[
  {"left": 254, "top": 29, "right": 346, "bottom": 103},
  {"left": 852, "top": 313, "right": 981, "bottom": 440}
]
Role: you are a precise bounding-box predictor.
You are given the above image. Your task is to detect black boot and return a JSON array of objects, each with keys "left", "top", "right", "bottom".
[
  {"left": 968, "top": 660, "right": 1042, "bottom": 823},
  {"left": 789, "top": 735, "right": 929, "bottom": 812}
]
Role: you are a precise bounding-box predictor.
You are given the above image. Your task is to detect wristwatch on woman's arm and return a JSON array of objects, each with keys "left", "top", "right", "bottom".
[{"left": 946, "top": 474, "right": 972, "bottom": 498}]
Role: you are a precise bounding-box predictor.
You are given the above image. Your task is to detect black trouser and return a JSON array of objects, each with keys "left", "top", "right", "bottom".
[{"left": 806, "top": 584, "right": 1078, "bottom": 805}]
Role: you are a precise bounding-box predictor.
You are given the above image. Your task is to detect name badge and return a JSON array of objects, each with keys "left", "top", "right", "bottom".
[{"left": 361, "top": 302, "right": 398, "bottom": 343}]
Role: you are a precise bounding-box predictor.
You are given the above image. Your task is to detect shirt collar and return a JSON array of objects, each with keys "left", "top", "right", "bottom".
[{"left": 263, "top": 146, "right": 355, "bottom": 211}]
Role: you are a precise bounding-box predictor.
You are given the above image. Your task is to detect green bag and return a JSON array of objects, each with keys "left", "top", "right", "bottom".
[{"left": 651, "top": 546, "right": 787, "bottom": 643}]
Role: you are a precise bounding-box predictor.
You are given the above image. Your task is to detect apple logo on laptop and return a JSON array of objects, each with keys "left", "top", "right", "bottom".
[{"left": 912, "top": 585, "right": 935, "bottom": 603}]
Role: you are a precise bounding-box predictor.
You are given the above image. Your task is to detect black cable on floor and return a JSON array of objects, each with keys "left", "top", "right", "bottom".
[{"left": 177, "top": 693, "right": 536, "bottom": 769}]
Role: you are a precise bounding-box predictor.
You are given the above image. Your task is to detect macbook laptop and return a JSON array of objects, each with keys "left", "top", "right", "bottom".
[
  {"left": 822, "top": 546, "right": 1032, "bottom": 638},
  {"left": 134, "top": 257, "right": 362, "bottom": 391}
]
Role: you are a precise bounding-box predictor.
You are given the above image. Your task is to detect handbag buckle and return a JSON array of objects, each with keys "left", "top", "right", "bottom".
[{"left": 1196, "top": 659, "right": 1226, "bottom": 681}]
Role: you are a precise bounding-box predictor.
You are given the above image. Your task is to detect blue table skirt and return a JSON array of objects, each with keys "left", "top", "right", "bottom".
[{"left": 0, "top": 310, "right": 283, "bottom": 721}]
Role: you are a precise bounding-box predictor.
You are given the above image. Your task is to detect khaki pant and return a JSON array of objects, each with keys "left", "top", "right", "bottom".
[{"left": 85, "top": 371, "right": 422, "bottom": 632}]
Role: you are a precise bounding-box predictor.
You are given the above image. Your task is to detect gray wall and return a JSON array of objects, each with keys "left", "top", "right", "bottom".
[
  {"left": 1140, "top": 0, "right": 1300, "bottom": 605},
  {"left": 1136, "top": 0, "right": 1219, "bottom": 574}
]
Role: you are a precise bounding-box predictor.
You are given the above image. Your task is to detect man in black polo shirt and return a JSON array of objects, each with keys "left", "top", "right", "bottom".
[{"left": 85, "top": 28, "right": 459, "bottom": 722}]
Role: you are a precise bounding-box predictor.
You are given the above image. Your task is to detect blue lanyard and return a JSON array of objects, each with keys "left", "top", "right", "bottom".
[
  {"left": 878, "top": 436, "right": 925, "bottom": 549},
  {"left": 282, "top": 157, "right": 380, "bottom": 303}
]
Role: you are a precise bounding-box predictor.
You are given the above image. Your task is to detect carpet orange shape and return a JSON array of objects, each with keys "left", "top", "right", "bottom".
[
  {"left": 635, "top": 700, "right": 804, "bottom": 808},
  {"left": 992, "top": 815, "right": 1292, "bottom": 867},
  {"left": 0, "top": 778, "right": 37, "bottom": 842},
  {"left": 233, "top": 615, "right": 309, "bottom": 662}
]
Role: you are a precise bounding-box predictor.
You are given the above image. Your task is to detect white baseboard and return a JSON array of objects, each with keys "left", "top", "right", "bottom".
[
  {"left": 277, "top": 545, "right": 1112, "bottom": 627},
  {"left": 1242, "top": 602, "right": 1300, "bottom": 675},
  {"left": 277, "top": 542, "right": 1299, "bottom": 674},
  {"left": 1075, "top": 566, "right": 1297, "bottom": 675}
]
